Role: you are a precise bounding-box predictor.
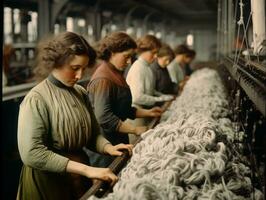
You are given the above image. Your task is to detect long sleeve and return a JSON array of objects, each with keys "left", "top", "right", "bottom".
[
  {"left": 126, "top": 60, "right": 164, "bottom": 106},
  {"left": 128, "top": 76, "right": 159, "bottom": 106},
  {"left": 17, "top": 93, "right": 69, "bottom": 173},
  {"left": 78, "top": 86, "right": 110, "bottom": 154},
  {"left": 167, "top": 61, "right": 178, "bottom": 84},
  {"left": 88, "top": 79, "right": 123, "bottom": 136},
  {"left": 83, "top": 94, "right": 110, "bottom": 153},
  {"left": 177, "top": 65, "right": 185, "bottom": 83}
]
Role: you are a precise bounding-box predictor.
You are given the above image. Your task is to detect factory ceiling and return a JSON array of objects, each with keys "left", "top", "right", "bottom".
[
  {"left": 4, "top": 0, "right": 218, "bottom": 23},
  {"left": 98, "top": 0, "right": 218, "bottom": 24}
]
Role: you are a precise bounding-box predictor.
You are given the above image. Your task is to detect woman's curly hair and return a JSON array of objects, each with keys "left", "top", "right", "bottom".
[
  {"left": 97, "top": 32, "right": 137, "bottom": 61},
  {"left": 34, "top": 32, "right": 96, "bottom": 81}
]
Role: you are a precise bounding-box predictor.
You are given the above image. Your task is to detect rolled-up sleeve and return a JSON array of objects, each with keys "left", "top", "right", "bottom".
[{"left": 17, "top": 94, "right": 69, "bottom": 173}]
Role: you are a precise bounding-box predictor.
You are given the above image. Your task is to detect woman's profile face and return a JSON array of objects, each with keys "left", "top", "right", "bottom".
[
  {"left": 157, "top": 56, "right": 172, "bottom": 68},
  {"left": 142, "top": 48, "right": 158, "bottom": 64},
  {"left": 54, "top": 54, "right": 89, "bottom": 86},
  {"left": 109, "top": 49, "right": 135, "bottom": 71}
]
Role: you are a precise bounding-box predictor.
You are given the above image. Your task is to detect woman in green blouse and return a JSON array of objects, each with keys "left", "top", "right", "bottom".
[{"left": 16, "top": 32, "right": 132, "bottom": 200}]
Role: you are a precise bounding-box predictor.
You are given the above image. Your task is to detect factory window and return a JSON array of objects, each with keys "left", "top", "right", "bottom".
[
  {"left": 5, "top": 8, "right": 37, "bottom": 43},
  {"left": 67, "top": 17, "right": 87, "bottom": 35},
  {"left": 156, "top": 32, "right": 162, "bottom": 39},
  {"left": 136, "top": 27, "right": 142, "bottom": 38},
  {"left": 3, "top": 7, "right": 38, "bottom": 89},
  {"left": 66, "top": 17, "right": 74, "bottom": 32},
  {"left": 88, "top": 25, "right": 93, "bottom": 36},
  {"left": 86, "top": 25, "right": 95, "bottom": 43},
  {"left": 4, "top": 7, "right": 12, "bottom": 44},
  {"left": 148, "top": 30, "right": 155, "bottom": 35},
  {"left": 13, "top": 9, "right": 21, "bottom": 35},
  {"left": 54, "top": 24, "right": 60, "bottom": 34},
  {"left": 27, "top": 11, "right": 38, "bottom": 42},
  {"left": 110, "top": 24, "right": 117, "bottom": 32},
  {"left": 101, "top": 24, "right": 110, "bottom": 38},
  {"left": 186, "top": 34, "right": 194, "bottom": 47},
  {"left": 126, "top": 26, "right": 134, "bottom": 35},
  {"left": 78, "top": 19, "right": 86, "bottom": 27},
  {"left": 77, "top": 18, "right": 86, "bottom": 35}
]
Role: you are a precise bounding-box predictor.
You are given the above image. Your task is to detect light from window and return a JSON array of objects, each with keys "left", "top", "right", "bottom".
[
  {"left": 111, "top": 24, "right": 117, "bottom": 31},
  {"left": 156, "top": 32, "right": 162, "bottom": 39},
  {"left": 14, "top": 9, "right": 21, "bottom": 34},
  {"left": 4, "top": 7, "right": 12, "bottom": 43},
  {"left": 126, "top": 27, "right": 134, "bottom": 35},
  {"left": 187, "top": 34, "right": 194, "bottom": 46},
  {"left": 28, "top": 11, "right": 38, "bottom": 42},
  {"left": 148, "top": 30, "right": 155, "bottom": 35},
  {"left": 88, "top": 25, "right": 93, "bottom": 36},
  {"left": 54, "top": 24, "right": 60, "bottom": 34},
  {"left": 66, "top": 17, "right": 74, "bottom": 32},
  {"left": 78, "top": 19, "right": 86, "bottom": 27}
]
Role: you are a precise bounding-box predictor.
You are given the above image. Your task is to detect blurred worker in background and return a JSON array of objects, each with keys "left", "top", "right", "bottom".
[
  {"left": 126, "top": 35, "right": 174, "bottom": 118},
  {"left": 151, "top": 43, "right": 178, "bottom": 95},
  {"left": 167, "top": 44, "right": 196, "bottom": 92},
  {"left": 184, "top": 49, "right": 196, "bottom": 76},
  {"left": 86, "top": 32, "right": 163, "bottom": 167},
  {"left": 17, "top": 31, "right": 132, "bottom": 200},
  {"left": 125, "top": 34, "right": 174, "bottom": 145}
]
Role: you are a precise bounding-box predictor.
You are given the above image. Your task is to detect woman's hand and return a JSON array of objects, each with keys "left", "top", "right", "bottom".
[
  {"left": 184, "top": 75, "right": 190, "bottom": 81},
  {"left": 179, "top": 80, "right": 186, "bottom": 92},
  {"left": 147, "top": 107, "right": 163, "bottom": 117},
  {"left": 104, "top": 143, "right": 133, "bottom": 156},
  {"left": 66, "top": 160, "right": 118, "bottom": 186},
  {"left": 85, "top": 166, "right": 118, "bottom": 186}
]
